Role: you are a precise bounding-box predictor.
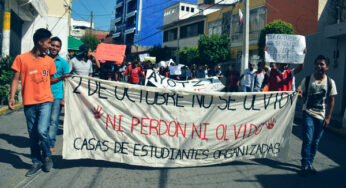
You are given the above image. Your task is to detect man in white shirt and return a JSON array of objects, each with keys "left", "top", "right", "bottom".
[
  {"left": 240, "top": 62, "right": 257, "bottom": 92},
  {"left": 298, "top": 55, "right": 337, "bottom": 176}
]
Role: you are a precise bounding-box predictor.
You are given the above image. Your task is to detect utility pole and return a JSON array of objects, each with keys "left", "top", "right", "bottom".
[
  {"left": 90, "top": 11, "right": 93, "bottom": 35},
  {"left": 2, "top": 0, "right": 11, "bottom": 56},
  {"left": 241, "top": 0, "right": 249, "bottom": 74},
  {"left": 68, "top": 0, "right": 72, "bottom": 36}
]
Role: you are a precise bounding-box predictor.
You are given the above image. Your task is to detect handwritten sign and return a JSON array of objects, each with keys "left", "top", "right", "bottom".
[
  {"left": 265, "top": 34, "right": 306, "bottom": 64},
  {"left": 145, "top": 70, "right": 225, "bottom": 92},
  {"left": 95, "top": 43, "right": 126, "bottom": 63},
  {"left": 63, "top": 76, "right": 298, "bottom": 167}
]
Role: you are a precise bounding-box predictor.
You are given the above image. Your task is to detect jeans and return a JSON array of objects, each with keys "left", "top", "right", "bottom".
[
  {"left": 301, "top": 111, "right": 325, "bottom": 167},
  {"left": 24, "top": 102, "right": 52, "bottom": 164},
  {"left": 49, "top": 99, "right": 62, "bottom": 148},
  {"left": 243, "top": 86, "right": 252, "bottom": 92}
]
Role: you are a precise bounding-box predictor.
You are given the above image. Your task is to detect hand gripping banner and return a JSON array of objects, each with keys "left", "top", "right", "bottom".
[{"left": 63, "top": 76, "right": 298, "bottom": 167}]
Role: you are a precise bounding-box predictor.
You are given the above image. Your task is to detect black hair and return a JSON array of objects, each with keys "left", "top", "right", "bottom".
[
  {"left": 33, "top": 28, "right": 52, "bottom": 46},
  {"left": 314, "top": 55, "right": 330, "bottom": 66},
  {"left": 51, "top": 36, "right": 62, "bottom": 46}
]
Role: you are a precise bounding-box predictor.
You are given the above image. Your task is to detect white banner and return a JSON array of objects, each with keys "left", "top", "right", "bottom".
[
  {"left": 63, "top": 76, "right": 298, "bottom": 167},
  {"left": 265, "top": 34, "right": 306, "bottom": 64},
  {"left": 145, "top": 70, "right": 225, "bottom": 92}
]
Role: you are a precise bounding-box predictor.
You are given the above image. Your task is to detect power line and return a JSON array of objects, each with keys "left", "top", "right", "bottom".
[
  {"left": 79, "top": 0, "right": 92, "bottom": 12},
  {"left": 98, "top": 0, "right": 108, "bottom": 12},
  {"left": 50, "top": 8, "right": 69, "bottom": 31},
  {"left": 71, "top": 9, "right": 89, "bottom": 21}
]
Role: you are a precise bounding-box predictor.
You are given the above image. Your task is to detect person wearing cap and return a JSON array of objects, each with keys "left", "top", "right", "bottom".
[
  {"left": 69, "top": 44, "right": 100, "bottom": 77},
  {"left": 240, "top": 62, "right": 257, "bottom": 92}
]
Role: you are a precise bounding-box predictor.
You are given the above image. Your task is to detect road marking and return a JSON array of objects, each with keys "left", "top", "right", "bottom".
[{"left": 14, "top": 170, "right": 41, "bottom": 188}]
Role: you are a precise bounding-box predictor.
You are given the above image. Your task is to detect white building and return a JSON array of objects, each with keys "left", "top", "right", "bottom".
[
  {"left": 70, "top": 18, "right": 93, "bottom": 39},
  {"left": 159, "top": 1, "right": 228, "bottom": 50},
  {"left": 0, "top": 0, "right": 71, "bottom": 58}
]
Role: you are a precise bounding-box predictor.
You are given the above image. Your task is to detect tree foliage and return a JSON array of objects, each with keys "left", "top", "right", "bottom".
[
  {"left": 178, "top": 46, "right": 199, "bottom": 66},
  {"left": 198, "top": 34, "right": 231, "bottom": 66},
  {"left": 81, "top": 34, "right": 101, "bottom": 51},
  {"left": 258, "top": 20, "right": 296, "bottom": 59},
  {"left": 148, "top": 45, "right": 172, "bottom": 62},
  {"left": 0, "top": 56, "right": 13, "bottom": 104}
]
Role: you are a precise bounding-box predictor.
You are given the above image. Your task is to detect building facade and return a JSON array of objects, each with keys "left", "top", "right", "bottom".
[
  {"left": 206, "top": 0, "right": 319, "bottom": 64},
  {"left": 295, "top": 0, "right": 346, "bottom": 125},
  {"left": 111, "top": 0, "right": 197, "bottom": 47},
  {"left": 0, "top": 0, "right": 71, "bottom": 58},
  {"left": 70, "top": 18, "right": 93, "bottom": 39}
]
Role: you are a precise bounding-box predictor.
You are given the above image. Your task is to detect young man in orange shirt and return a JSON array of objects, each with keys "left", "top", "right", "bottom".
[{"left": 9, "top": 28, "right": 70, "bottom": 177}]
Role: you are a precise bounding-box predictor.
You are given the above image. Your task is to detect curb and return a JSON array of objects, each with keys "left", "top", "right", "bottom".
[{"left": 0, "top": 104, "right": 24, "bottom": 115}]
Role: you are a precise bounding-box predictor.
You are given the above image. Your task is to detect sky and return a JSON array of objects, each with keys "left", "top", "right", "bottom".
[{"left": 71, "top": 0, "right": 116, "bottom": 31}]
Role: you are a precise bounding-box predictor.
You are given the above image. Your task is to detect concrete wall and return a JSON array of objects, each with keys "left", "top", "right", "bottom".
[
  {"left": 163, "top": 35, "right": 200, "bottom": 49},
  {"left": 266, "top": 0, "right": 318, "bottom": 35},
  {"left": 21, "top": 16, "right": 69, "bottom": 59},
  {"left": 46, "top": 0, "right": 70, "bottom": 18}
]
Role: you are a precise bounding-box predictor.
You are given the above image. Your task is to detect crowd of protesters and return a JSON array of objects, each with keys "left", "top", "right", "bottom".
[{"left": 7, "top": 28, "right": 337, "bottom": 178}]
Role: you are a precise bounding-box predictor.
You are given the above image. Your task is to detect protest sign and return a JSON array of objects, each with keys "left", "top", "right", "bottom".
[
  {"left": 95, "top": 43, "right": 126, "bottom": 63},
  {"left": 265, "top": 34, "right": 306, "bottom": 64},
  {"left": 63, "top": 76, "right": 298, "bottom": 167},
  {"left": 139, "top": 53, "right": 149, "bottom": 62},
  {"left": 145, "top": 70, "right": 225, "bottom": 92}
]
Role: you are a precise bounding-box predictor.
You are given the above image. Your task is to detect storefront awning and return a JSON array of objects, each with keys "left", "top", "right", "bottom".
[{"left": 68, "top": 36, "right": 84, "bottom": 50}]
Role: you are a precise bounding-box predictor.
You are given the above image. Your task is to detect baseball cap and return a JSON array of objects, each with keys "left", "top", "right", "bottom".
[{"left": 77, "top": 44, "right": 90, "bottom": 55}]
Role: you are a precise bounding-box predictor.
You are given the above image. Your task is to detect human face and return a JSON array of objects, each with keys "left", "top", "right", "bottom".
[
  {"left": 270, "top": 63, "right": 276, "bottom": 69},
  {"left": 49, "top": 41, "right": 61, "bottom": 57},
  {"left": 278, "top": 63, "right": 289, "bottom": 71},
  {"left": 314, "top": 59, "right": 328, "bottom": 74},
  {"left": 249, "top": 63, "right": 254, "bottom": 70},
  {"left": 87, "top": 48, "right": 92, "bottom": 57},
  {"left": 38, "top": 38, "right": 51, "bottom": 54}
]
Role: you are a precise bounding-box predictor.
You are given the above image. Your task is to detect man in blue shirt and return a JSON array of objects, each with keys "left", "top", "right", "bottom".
[{"left": 48, "top": 37, "right": 71, "bottom": 152}]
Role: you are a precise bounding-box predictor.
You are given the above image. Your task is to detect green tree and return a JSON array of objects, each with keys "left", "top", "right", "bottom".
[
  {"left": 0, "top": 56, "right": 13, "bottom": 104},
  {"left": 80, "top": 34, "right": 101, "bottom": 51},
  {"left": 258, "top": 20, "right": 296, "bottom": 59},
  {"left": 148, "top": 45, "right": 172, "bottom": 62},
  {"left": 198, "top": 34, "right": 231, "bottom": 66},
  {"left": 178, "top": 46, "right": 199, "bottom": 66}
]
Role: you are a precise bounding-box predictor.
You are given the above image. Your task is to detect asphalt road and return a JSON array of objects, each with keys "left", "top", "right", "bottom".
[{"left": 0, "top": 109, "right": 345, "bottom": 188}]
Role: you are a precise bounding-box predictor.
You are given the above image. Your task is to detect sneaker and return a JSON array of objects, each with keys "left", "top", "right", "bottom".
[
  {"left": 26, "top": 163, "right": 42, "bottom": 177},
  {"left": 308, "top": 165, "right": 317, "bottom": 175},
  {"left": 42, "top": 156, "right": 53, "bottom": 172},
  {"left": 299, "top": 166, "right": 309, "bottom": 177}
]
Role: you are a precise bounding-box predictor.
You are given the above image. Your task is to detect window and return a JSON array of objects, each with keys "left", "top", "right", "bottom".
[
  {"left": 230, "top": 6, "right": 265, "bottom": 43},
  {"left": 181, "top": 6, "right": 185, "bottom": 11},
  {"left": 191, "top": 8, "right": 195, "bottom": 12},
  {"left": 163, "top": 28, "right": 178, "bottom": 42},
  {"left": 205, "top": 0, "right": 214, "bottom": 4},
  {"left": 208, "top": 19, "right": 222, "bottom": 36},
  {"left": 180, "top": 21, "right": 204, "bottom": 38},
  {"left": 186, "top": 7, "right": 190, "bottom": 12}
]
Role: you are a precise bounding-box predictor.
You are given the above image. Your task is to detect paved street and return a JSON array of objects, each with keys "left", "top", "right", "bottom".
[{"left": 0, "top": 109, "right": 345, "bottom": 188}]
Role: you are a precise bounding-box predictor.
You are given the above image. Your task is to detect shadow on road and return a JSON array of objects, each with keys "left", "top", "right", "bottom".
[
  {"left": 0, "top": 133, "right": 30, "bottom": 148},
  {"left": 0, "top": 148, "right": 31, "bottom": 169}
]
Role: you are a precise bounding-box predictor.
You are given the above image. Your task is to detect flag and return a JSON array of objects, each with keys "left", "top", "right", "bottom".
[{"left": 239, "top": 9, "right": 243, "bottom": 25}]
